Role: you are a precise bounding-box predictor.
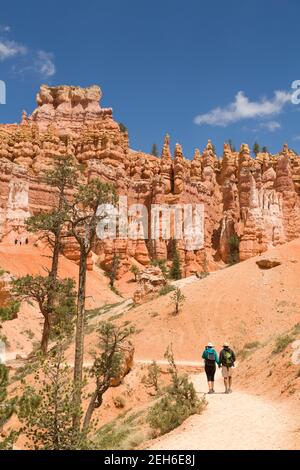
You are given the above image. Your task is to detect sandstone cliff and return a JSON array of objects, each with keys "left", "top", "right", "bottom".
[{"left": 0, "top": 84, "right": 300, "bottom": 276}]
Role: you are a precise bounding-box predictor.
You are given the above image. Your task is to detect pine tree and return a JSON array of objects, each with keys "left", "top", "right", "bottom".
[
  {"left": 119, "top": 122, "right": 128, "bottom": 133},
  {"left": 171, "top": 288, "right": 186, "bottom": 315},
  {"left": 169, "top": 241, "right": 182, "bottom": 280},
  {"left": 228, "top": 139, "right": 236, "bottom": 152},
  {"left": 253, "top": 142, "right": 260, "bottom": 156},
  {"left": 228, "top": 234, "right": 240, "bottom": 265},
  {"left": 18, "top": 342, "right": 86, "bottom": 450},
  {"left": 151, "top": 143, "right": 159, "bottom": 157},
  {"left": 0, "top": 364, "right": 18, "bottom": 449},
  {"left": 105, "top": 253, "right": 120, "bottom": 288},
  {"left": 26, "top": 155, "right": 78, "bottom": 286},
  {"left": 25, "top": 155, "right": 78, "bottom": 353},
  {"left": 82, "top": 322, "right": 134, "bottom": 432},
  {"left": 130, "top": 265, "right": 140, "bottom": 282},
  {"left": 64, "top": 179, "right": 116, "bottom": 436},
  {"left": 12, "top": 276, "right": 76, "bottom": 353},
  {"left": 142, "top": 360, "right": 162, "bottom": 394}
]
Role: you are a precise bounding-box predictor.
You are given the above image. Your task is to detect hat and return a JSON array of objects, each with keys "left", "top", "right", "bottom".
[
  {"left": 223, "top": 342, "right": 229, "bottom": 347},
  {"left": 207, "top": 342, "right": 214, "bottom": 347}
]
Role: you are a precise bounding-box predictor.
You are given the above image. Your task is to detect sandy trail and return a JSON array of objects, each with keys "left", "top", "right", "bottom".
[{"left": 149, "top": 370, "right": 299, "bottom": 450}]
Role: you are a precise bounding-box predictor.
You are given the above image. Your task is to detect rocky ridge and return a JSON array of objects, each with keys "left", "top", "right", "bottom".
[{"left": 0, "top": 84, "right": 300, "bottom": 276}]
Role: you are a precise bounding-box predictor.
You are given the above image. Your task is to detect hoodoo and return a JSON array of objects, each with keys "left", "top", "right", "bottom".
[{"left": 1, "top": 85, "right": 300, "bottom": 275}]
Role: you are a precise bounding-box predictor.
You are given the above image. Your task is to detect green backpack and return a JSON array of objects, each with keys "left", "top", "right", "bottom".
[{"left": 223, "top": 349, "right": 233, "bottom": 367}]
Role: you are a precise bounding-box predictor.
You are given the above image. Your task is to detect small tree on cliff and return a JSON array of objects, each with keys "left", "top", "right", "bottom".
[
  {"left": 130, "top": 264, "right": 140, "bottom": 282},
  {"left": 65, "top": 180, "right": 117, "bottom": 436},
  {"left": 228, "top": 139, "right": 236, "bottom": 152},
  {"left": 151, "top": 143, "right": 159, "bottom": 157},
  {"left": 105, "top": 253, "right": 120, "bottom": 288},
  {"left": 142, "top": 360, "right": 162, "bottom": 395},
  {"left": 228, "top": 234, "right": 240, "bottom": 265},
  {"left": 119, "top": 122, "right": 128, "bottom": 134},
  {"left": 169, "top": 240, "right": 182, "bottom": 280},
  {"left": 82, "top": 322, "right": 134, "bottom": 432},
  {"left": 253, "top": 142, "right": 260, "bottom": 156},
  {"left": 171, "top": 288, "right": 186, "bottom": 315}
]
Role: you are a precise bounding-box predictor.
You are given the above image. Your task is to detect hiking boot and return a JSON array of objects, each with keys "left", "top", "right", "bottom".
[
  {"left": 212, "top": 390, "right": 215, "bottom": 393},
  {"left": 228, "top": 389, "right": 232, "bottom": 393},
  {"left": 208, "top": 390, "right": 213, "bottom": 394},
  {"left": 225, "top": 389, "right": 229, "bottom": 394}
]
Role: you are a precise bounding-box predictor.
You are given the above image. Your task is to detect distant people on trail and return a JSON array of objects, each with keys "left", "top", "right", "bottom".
[
  {"left": 13, "top": 238, "right": 29, "bottom": 246},
  {"left": 202, "top": 342, "right": 219, "bottom": 394},
  {"left": 219, "top": 342, "right": 236, "bottom": 394}
]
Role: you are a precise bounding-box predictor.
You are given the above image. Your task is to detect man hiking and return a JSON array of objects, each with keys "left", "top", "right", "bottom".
[
  {"left": 202, "top": 342, "right": 219, "bottom": 394},
  {"left": 219, "top": 342, "right": 236, "bottom": 394}
]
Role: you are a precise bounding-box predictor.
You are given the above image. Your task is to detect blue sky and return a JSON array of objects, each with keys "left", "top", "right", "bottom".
[{"left": 0, "top": 0, "right": 300, "bottom": 157}]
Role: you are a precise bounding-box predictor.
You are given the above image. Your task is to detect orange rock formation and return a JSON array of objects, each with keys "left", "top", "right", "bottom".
[{"left": 1, "top": 85, "right": 300, "bottom": 276}]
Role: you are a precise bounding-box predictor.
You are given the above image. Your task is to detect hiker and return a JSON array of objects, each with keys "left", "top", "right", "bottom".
[
  {"left": 219, "top": 342, "right": 236, "bottom": 394},
  {"left": 202, "top": 342, "right": 219, "bottom": 394}
]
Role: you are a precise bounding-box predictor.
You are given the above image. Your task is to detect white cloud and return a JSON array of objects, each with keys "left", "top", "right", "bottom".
[
  {"left": 0, "top": 40, "right": 27, "bottom": 61},
  {"left": 260, "top": 121, "right": 281, "bottom": 132},
  {"left": 0, "top": 29, "right": 56, "bottom": 78},
  {"left": 35, "top": 50, "right": 56, "bottom": 77},
  {"left": 194, "top": 90, "right": 292, "bottom": 127},
  {"left": 294, "top": 135, "right": 300, "bottom": 141}
]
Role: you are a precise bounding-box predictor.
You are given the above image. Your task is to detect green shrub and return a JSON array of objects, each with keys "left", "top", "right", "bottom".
[
  {"left": 228, "top": 234, "right": 240, "bottom": 265},
  {"left": 171, "top": 288, "right": 186, "bottom": 315},
  {"left": 151, "top": 259, "right": 168, "bottom": 278},
  {"left": 243, "top": 341, "right": 260, "bottom": 350},
  {"left": 147, "top": 346, "right": 206, "bottom": 435},
  {"left": 159, "top": 284, "right": 175, "bottom": 296},
  {"left": 24, "top": 329, "right": 35, "bottom": 340},
  {"left": 169, "top": 241, "right": 182, "bottom": 280},
  {"left": 113, "top": 396, "right": 126, "bottom": 409},
  {"left": 238, "top": 349, "right": 252, "bottom": 360},
  {"left": 130, "top": 265, "right": 140, "bottom": 281},
  {"left": 142, "top": 360, "right": 162, "bottom": 394},
  {"left": 119, "top": 123, "right": 128, "bottom": 134},
  {"left": 0, "top": 300, "right": 20, "bottom": 322},
  {"left": 292, "top": 323, "right": 300, "bottom": 336},
  {"left": 272, "top": 334, "right": 293, "bottom": 354},
  {"left": 94, "top": 411, "right": 147, "bottom": 450}
]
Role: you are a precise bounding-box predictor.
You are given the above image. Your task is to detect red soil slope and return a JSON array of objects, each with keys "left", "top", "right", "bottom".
[{"left": 0, "top": 242, "right": 121, "bottom": 357}]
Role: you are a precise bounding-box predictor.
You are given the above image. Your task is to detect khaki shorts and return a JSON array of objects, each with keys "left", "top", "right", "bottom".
[{"left": 222, "top": 366, "right": 234, "bottom": 378}]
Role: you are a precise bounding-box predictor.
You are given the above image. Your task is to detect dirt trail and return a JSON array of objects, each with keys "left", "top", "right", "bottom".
[{"left": 149, "top": 370, "right": 299, "bottom": 450}]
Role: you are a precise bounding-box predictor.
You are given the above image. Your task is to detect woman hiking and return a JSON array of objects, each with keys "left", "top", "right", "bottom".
[{"left": 202, "top": 342, "right": 219, "bottom": 394}]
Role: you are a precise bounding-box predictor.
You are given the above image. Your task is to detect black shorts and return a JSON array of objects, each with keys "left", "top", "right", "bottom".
[{"left": 205, "top": 363, "right": 216, "bottom": 381}]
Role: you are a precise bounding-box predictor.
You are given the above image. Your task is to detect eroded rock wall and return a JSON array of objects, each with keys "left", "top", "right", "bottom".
[{"left": 0, "top": 85, "right": 300, "bottom": 275}]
